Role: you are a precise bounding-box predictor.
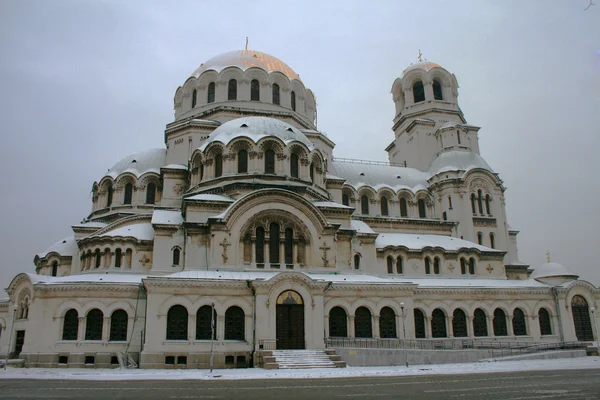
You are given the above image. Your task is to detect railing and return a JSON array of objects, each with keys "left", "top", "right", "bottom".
[
  {"left": 325, "top": 337, "right": 586, "bottom": 358},
  {"left": 258, "top": 339, "right": 278, "bottom": 350},
  {"left": 332, "top": 157, "right": 407, "bottom": 168}
]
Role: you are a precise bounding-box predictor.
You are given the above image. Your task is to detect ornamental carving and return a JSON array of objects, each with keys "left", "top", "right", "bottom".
[{"left": 469, "top": 178, "right": 492, "bottom": 194}]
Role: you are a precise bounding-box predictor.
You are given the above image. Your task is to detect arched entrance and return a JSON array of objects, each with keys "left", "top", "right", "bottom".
[
  {"left": 571, "top": 295, "right": 594, "bottom": 341},
  {"left": 276, "top": 290, "right": 305, "bottom": 349}
]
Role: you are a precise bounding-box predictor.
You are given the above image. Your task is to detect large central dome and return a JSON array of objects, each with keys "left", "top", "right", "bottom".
[{"left": 191, "top": 50, "right": 301, "bottom": 81}]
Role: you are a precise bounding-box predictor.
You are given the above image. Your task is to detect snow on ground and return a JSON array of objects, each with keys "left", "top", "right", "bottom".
[{"left": 0, "top": 357, "right": 598, "bottom": 381}]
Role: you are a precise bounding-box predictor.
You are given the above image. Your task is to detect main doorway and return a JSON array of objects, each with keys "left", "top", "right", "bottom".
[
  {"left": 572, "top": 295, "right": 594, "bottom": 341},
  {"left": 276, "top": 290, "right": 305, "bottom": 349}
]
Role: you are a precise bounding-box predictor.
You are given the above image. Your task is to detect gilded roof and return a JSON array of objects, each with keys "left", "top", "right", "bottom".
[
  {"left": 191, "top": 50, "right": 301, "bottom": 81},
  {"left": 401, "top": 61, "right": 443, "bottom": 77}
]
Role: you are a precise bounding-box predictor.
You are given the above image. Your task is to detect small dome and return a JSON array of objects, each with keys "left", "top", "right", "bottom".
[
  {"left": 37, "top": 236, "right": 77, "bottom": 258},
  {"left": 402, "top": 61, "right": 443, "bottom": 77},
  {"left": 199, "top": 117, "right": 313, "bottom": 151},
  {"left": 531, "top": 262, "right": 579, "bottom": 280},
  {"left": 429, "top": 150, "right": 493, "bottom": 176},
  {"left": 105, "top": 148, "right": 166, "bottom": 179},
  {"left": 191, "top": 50, "right": 301, "bottom": 81}
]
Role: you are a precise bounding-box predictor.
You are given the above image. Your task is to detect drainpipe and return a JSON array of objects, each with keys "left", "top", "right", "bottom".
[
  {"left": 247, "top": 280, "right": 257, "bottom": 367},
  {"left": 322, "top": 282, "right": 333, "bottom": 345},
  {"left": 552, "top": 287, "right": 565, "bottom": 342},
  {"left": 181, "top": 223, "right": 187, "bottom": 271}
]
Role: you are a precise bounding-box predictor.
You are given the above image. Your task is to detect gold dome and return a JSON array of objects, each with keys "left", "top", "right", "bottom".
[
  {"left": 191, "top": 50, "right": 300, "bottom": 81},
  {"left": 402, "top": 61, "right": 443, "bottom": 77}
]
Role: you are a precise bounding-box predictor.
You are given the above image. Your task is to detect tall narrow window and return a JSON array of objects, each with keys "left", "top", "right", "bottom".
[
  {"left": 238, "top": 149, "right": 248, "bottom": 173},
  {"left": 85, "top": 309, "right": 103, "bottom": 340},
  {"left": 354, "top": 307, "right": 372, "bottom": 338},
  {"left": 387, "top": 256, "right": 394, "bottom": 274},
  {"left": 413, "top": 81, "right": 425, "bottom": 103},
  {"left": 418, "top": 199, "right": 427, "bottom": 218},
  {"left": 431, "top": 309, "right": 447, "bottom": 338},
  {"left": 361, "top": 195, "right": 369, "bottom": 215},
  {"left": 265, "top": 149, "right": 275, "bottom": 174},
  {"left": 207, "top": 82, "right": 215, "bottom": 103},
  {"left": 512, "top": 308, "right": 527, "bottom": 336},
  {"left": 473, "top": 308, "right": 488, "bottom": 337},
  {"left": 228, "top": 79, "right": 237, "bottom": 100},
  {"left": 452, "top": 309, "right": 468, "bottom": 337},
  {"left": 196, "top": 306, "right": 217, "bottom": 340},
  {"left": 493, "top": 308, "right": 508, "bottom": 336},
  {"left": 460, "top": 257, "right": 467, "bottom": 274},
  {"left": 354, "top": 254, "right": 361, "bottom": 270},
  {"left": 269, "top": 223, "right": 280, "bottom": 265},
  {"left": 489, "top": 233, "right": 495, "bottom": 249},
  {"left": 457, "top": 130, "right": 462, "bottom": 145},
  {"left": 477, "top": 189, "right": 483, "bottom": 214},
  {"left": 62, "top": 309, "right": 79, "bottom": 340},
  {"left": 106, "top": 184, "right": 113, "bottom": 208},
  {"left": 470, "top": 193, "right": 476, "bottom": 214},
  {"left": 272, "top": 83, "right": 280, "bottom": 105},
  {"left": 114, "top": 248, "right": 122, "bottom": 268},
  {"left": 124, "top": 183, "right": 133, "bottom": 205},
  {"left": 109, "top": 310, "right": 128, "bottom": 341},
  {"left": 396, "top": 256, "right": 403, "bottom": 274},
  {"left": 342, "top": 193, "right": 349, "bottom": 206},
  {"left": 329, "top": 307, "right": 348, "bottom": 337},
  {"left": 432, "top": 80, "right": 443, "bottom": 100},
  {"left": 214, "top": 154, "right": 223, "bottom": 177},
  {"left": 400, "top": 198, "right": 408, "bottom": 217},
  {"left": 51, "top": 261, "right": 58, "bottom": 277},
  {"left": 433, "top": 257, "right": 440, "bottom": 274},
  {"left": 380, "top": 197, "right": 389, "bottom": 216},
  {"left": 469, "top": 257, "right": 476, "bottom": 275},
  {"left": 424, "top": 257, "right": 431, "bottom": 274},
  {"left": 172, "top": 247, "right": 180, "bottom": 266},
  {"left": 250, "top": 79, "right": 260, "bottom": 101},
  {"left": 255, "top": 227, "right": 265, "bottom": 264},
  {"left": 414, "top": 309, "right": 426, "bottom": 338},
  {"left": 95, "top": 249, "right": 101, "bottom": 268},
  {"left": 191, "top": 89, "right": 197, "bottom": 108},
  {"left": 146, "top": 182, "right": 156, "bottom": 204},
  {"left": 379, "top": 307, "right": 397, "bottom": 339},
  {"left": 539, "top": 308, "right": 552, "bottom": 336},
  {"left": 166, "top": 305, "right": 188, "bottom": 340},
  {"left": 310, "top": 162, "right": 314, "bottom": 182},
  {"left": 448, "top": 196, "right": 453, "bottom": 209},
  {"left": 290, "top": 153, "right": 299, "bottom": 178},
  {"left": 485, "top": 194, "right": 491, "bottom": 215},
  {"left": 225, "top": 306, "right": 245, "bottom": 340},
  {"left": 291, "top": 91, "right": 296, "bottom": 111},
  {"left": 477, "top": 232, "right": 483, "bottom": 245},
  {"left": 284, "top": 228, "right": 293, "bottom": 265}
]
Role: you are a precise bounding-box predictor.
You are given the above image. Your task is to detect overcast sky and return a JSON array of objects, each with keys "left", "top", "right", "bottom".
[{"left": 0, "top": 0, "right": 599, "bottom": 292}]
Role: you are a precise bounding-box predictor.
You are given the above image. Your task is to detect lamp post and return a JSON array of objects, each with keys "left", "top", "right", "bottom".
[
  {"left": 400, "top": 302, "right": 408, "bottom": 368},
  {"left": 4, "top": 305, "right": 17, "bottom": 371},
  {"left": 590, "top": 306, "right": 597, "bottom": 344}
]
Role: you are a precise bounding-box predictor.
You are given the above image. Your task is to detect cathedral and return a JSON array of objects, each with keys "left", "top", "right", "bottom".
[{"left": 1, "top": 49, "right": 598, "bottom": 369}]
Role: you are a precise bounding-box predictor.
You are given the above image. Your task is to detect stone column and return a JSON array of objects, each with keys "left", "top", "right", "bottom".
[
  {"left": 447, "top": 316, "right": 454, "bottom": 338},
  {"left": 102, "top": 317, "right": 111, "bottom": 341},
  {"left": 425, "top": 316, "right": 432, "bottom": 338},
  {"left": 373, "top": 315, "right": 380, "bottom": 339},
  {"left": 217, "top": 316, "right": 225, "bottom": 341},
  {"left": 507, "top": 315, "right": 514, "bottom": 337},
  {"left": 77, "top": 317, "right": 86, "bottom": 341},
  {"left": 348, "top": 315, "right": 355, "bottom": 338},
  {"left": 324, "top": 315, "right": 330, "bottom": 338},
  {"left": 188, "top": 314, "right": 195, "bottom": 341},
  {"left": 529, "top": 315, "right": 541, "bottom": 339},
  {"left": 468, "top": 316, "right": 474, "bottom": 338},
  {"left": 279, "top": 240, "right": 285, "bottom": 267},
  {"left": 251, "top": 238, "right": 256, "bottom": 267}
]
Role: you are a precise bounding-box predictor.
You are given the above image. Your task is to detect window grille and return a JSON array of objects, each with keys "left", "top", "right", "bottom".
[
  {"left": 493, "top": 308, "right": 508, "bottom": 336},
  {"left": 196, "top": 306, "right": 217, "bottom": 340},
  {"left": 473, "top": 308, "right": 488, "bottom": 337},
  {"left": 452, "top": 309, "right": 468, "bottom": 337},
  {"left": 379, "top": 307, "right": 397, "bottom": 339},
  {"left": 109, "top": 310, "right": 128, "bottom": 341},
  {"left": 512, "top": 308, "right": 527, "bottom": 336},
  {"left": 539, "top": 308, "right": 552, "bottom": 335},
  {"left": 62, "top": 309, "right": 79, "bottom": 340},
  {"left": 414, "top": 309, "right": 426, "bottom": 338},
  {"left": 431, "top": 309, "right": 447, "bottom": 338},
  {"left": 225, "top": 306, "right": 245, "bottom": 340},
  {"left": 85, "top": 309, "right": 103, "bottom": 340},
  {"left": 329, "top": 307, "right": 348, "bottom": 337},
  {"left": 354, "top": 307, "right": 372, "bottom": 338},
  {"left": 166, "top": 305, "right": 188, "bottom": 340}
]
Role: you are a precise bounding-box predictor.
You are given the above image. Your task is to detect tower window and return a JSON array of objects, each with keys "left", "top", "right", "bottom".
[
  {"left": 290, "top": 153, "right": 299, "bottom": 178},
  {"left": 424, "top": 257, "right": 431, "bottom": 274},
  {"left": 269, "top": 222, "right": 280, "bottom": 265},
  {"left": 485, "top": 194, "right": 491, "bottom": 215},
  {"left": 418, "top": 199, "right": 427, "bottom": 218},
  {"left": 477, "top": 190, "right": 483, "bottom": 214},
  {"left": 489, "top": 233, "right": 495, "bottom": 249},
  {"left": 265, "top": 149, "right": 275, "bottom": 174},
  {"left": 238, "top": 149, "right": 248, "bottom": 173},
  {"left": 470, "top": 193, "right": 476, "bottom": 214},
  {"left": 310, "top": 162, "right": 314, "bottom": 182},
  {"left": 207, "top": 82, "right": 215, "bottom": 103},
  {"left": 272, "top": 83, "right": 280, "bottom": 105},
  {"left": 400, "top": 198, "right": 408, "bottom": 217},
  {"left": 191, "top": 89, "right": 197, "bottom": 108},
  {"left": 228, "top": 79, "right": 237, "bottom": 100},
  {"left": 448, "top": 196, "right": 452, "bottom": 209},
  {"left": 172, "top": 247, "right": 181, "bottom": 266},
  {"left": 380, "top": 197, "right": 389, "bottom": 216},
  {"left": 251, "top": 79, "right": 260, "bottom": 101},
  {"left": 413, "top": 81, "right": 425, "bottom": 103},
  {"left": 106, "top": 184, "right": 113, "bottom": 208},
  {"left": 255, "top": 227, "right": 265, "bottom": 265},
  {"left": 433, "top": 80, "right": 443, "bottom": 100},
  {"left": 146, "top": 183, "right": 156, "bottom": 204},
  {"left": 291, "top": 91, "right": 296, "bottom": 111},
  {"left": 354, "top": 254, "right": 361, "bottom": 270},
  {"left": 124, "top": 183, "right": 133, "bottom": 205},
  {"left": 214, "top": 154, "right": 223, "bottom": 177},
  {"left": 477, "top": 232, "right": 483, "bottom": 245},
  {"left": 396, "top": 256, "right": 403, "bottom": 274},
  {"left": 115, "top": 248, "right": 122, "bottom": 268},
  {"left": 361, "top": 195, "right": 369, "bottom": 215},
  {"left": 387, "top": 256, "right": 394, "bottom": 274},
  {"left": 342, "top": 193, "right": 349, "bottom": 206},
  {"left": 457, "top": 130, "right": 461, "bottom": 145},
  {"left": 51, "top": 261, "right": 58, "bottom": 277}
]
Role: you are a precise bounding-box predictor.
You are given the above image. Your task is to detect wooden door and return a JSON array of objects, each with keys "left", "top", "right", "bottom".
[{"left": 276, "top": 304, "right": 305, "bottom": 349}]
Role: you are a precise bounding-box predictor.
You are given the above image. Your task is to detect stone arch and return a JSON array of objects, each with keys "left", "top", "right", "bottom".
[
  {"left": 157, "top": 296, "right": 193, "bottom": 317},
  {"left": 56, "top": 300, "right": 85, "bottom": 319},
  {"left": 105, "top": 300, "right": 136, "bottom": 317},
  {"left": 323, "top": 299, "right": 352, "bottom": 316}
]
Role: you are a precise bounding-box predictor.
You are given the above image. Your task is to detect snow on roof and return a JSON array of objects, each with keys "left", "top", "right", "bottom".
[
  {"left": 104, "top": 148, "right": 166, "bottom": 179},
  {"left": 375, "top": 233, "right": 499, "bottom": 252},
  {"left": 530, "top": 262, "right": 578, "bottom": 280},
  {"left": 73, "top": 221, "right": 108, "bottom": 228},
  {"left": 429, "top": 150, "right": 493, "bottom": 176},
  {"left": 312, "top": 201, "right": 352, "bottom": 209},
  {"left": 37, "top": 236, "right": 78, "bottom": 258},
  {"left": 162, "top": 270, "right": 279, "bottom": 281},
  {"left": 198, "top": 117, "right": 313, "bottom": 152},
  {"left": 151, "top": 210, "right": 183, "bottom": 225},
  {"left": 92, "top": 223, "right": 154, "bottom": 241},
  {"left": 351, "top": 220, "right": 376, "bottom": 234},
  {"left": 185, "top": 194, "right": 235, "bottom": 202},
  {"left": 162, "top": 164, "right": 188, "bottom": 170},
  {"left": 331, "top": 161, "right": 430, "bottom": 192},
  {"left": 23, "top": 273, "right": 146, "bottom": 285}
]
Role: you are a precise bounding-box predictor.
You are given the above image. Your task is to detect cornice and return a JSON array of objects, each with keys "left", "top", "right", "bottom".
[{"left": 414, "top": 287, "right": 552, "bottom": 296}]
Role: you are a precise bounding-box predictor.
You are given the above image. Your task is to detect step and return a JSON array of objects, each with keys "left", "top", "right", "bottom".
[{"left": 268, "top": 349, "right": 345, "bottom": 369}]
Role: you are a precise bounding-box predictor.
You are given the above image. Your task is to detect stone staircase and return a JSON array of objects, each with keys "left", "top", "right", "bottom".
[{"left": 262, "top": 349, "right": 346, "bottom": 369}]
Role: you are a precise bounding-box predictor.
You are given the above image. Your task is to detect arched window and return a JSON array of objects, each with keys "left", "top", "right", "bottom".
[
  {"left": 432, "top": 80, "right": 443, "bottom": 100},
  {"left": 106, "top": 184, "right": 113, "bottom": 208},
  {"left": 400, "top": 198, "right": 408, "bottom": 217},
  {"left": 95, "top": 249, "right": 101, "bottom": 268},
  {"left": 539, "top": 308, "right": 552, "bottom": 336},
  {"left": 62, "top": 309, "right": 79, "bottom": 340},
  {"left": 228, "top": 79, "right": 237, "bottom": 100},
  {"left": 477, "top": 232, "right": 483, "bottom": 245},
  {"left": 448, "top": 196, "right": 453, "bottom": 209},
  {"left": 265, "top": 149, "right": 275, "bottom": 174},
  {"left": 457, "top": 130, "right": 462, "bottom": 145},
  {"left": 431, "top": 309, "right": 447, "bottom": 338},
  {"left": 272, "top": 83, "right": 280, "bottom": 105},
  {"left": 361, "top": 195, "right": 369, "bottom": 215},
  {"left": 310, "top": 162, "right": 314, "bottom": 182},
  {"left": 329, "top": 307, "right": 348, "bottom": 337},
  {"left": 269, "top": 222, "right": 280, "bottom": 265},
  {"left": 284, "top": 228, "right": 293, "bottom": 265},
  {"left": 114, "top": 248, "right": 122, "bottom": 268},
  {"left": 396, "top": 256, "right": 403, "bottom": 274},
  {"left": 207, "top": 82, "right": 215, "bottom": 103},
  {"left": 493, "top": 308, "right": 508, "bottom": 336},
  {"left": 238, "top": 149, "right": 248, "bottom": 173},
  {"left": 51, "top": 261, "right": 58, "bottom": 277},
  {"left": 571, "top": 295, "right": 593, "bottom": 341},
  {"left": 166, "top": 305, "right": 188, "bottom": 340},
  {"left": 386, "top": 256, "right": 394, "bottom": 274},
  {"left": 291, "top": 91, "right": 296, "bottom": 111},
  {"left": 146, "top": 182, "right": 156, "bottom": 204},
  {"left": 196, "top": 305, "right": 217, "bottom": 340},
  {"left": 489, "top": 233, "right": 495, "bottom": 249},
  {"left": 413, "top": 81, "right": 425, "bottom": 103},
  {"left": 485, "top": 194, "right": 491, "bottom": 215},
  {"left": 250, "top": 79, "right": 260, "bottom": 101},
  {"left": 424, "top": 257, "right": 431, "bottom": 274},
  {"left": 290, "top": 153, "right": 299, "bottom": 178},
  {"left": 380, "top": 197, "right": 389, "bottom": 216},
  {"left": 342, "top": 193, "right": 349, "bottom": 206},
  {"left": 200, "top": 164, "right": 204, "bottom": 181},
  {"left": 191, "top": 89, "right": 197, "bottom": 108},
  {"left": 214, "top": 154, "right": 223, "bottom": 177},
  {"left": 477, "top": 189, "right": 483, "bottom": 214},
  {"left": 473, "top": 308, "right": 488, "bottom": 337},
  {"left": 470, "top": 193, "right": 476, "bottom": 214},
  {"left": 354, "top": 307, "right": 372, "bottom": 338},
  {"left": 125, "top": 248, "right": 132, "bottom": 268},
  {"left": 172, "top": 247, "right": 180, "bottom": 266},
  {"left": 85, "top": 309, "right": 103, "bottom": 340},
  {"left": 452, "top": 309, "right": 468, "bottom": 337},
  {"left": 124, "top": 183, "right": 133, "bottom": 205},
  {"left": 354, "top": 254, "right": 361, "bottom": 270},
  {"left": 469, "top": 257, "right": 476, "bottom": 275},
  {"left": 418, "top": 199, "right": 427, "bottom": 218},
  {"left": 512, "top": 308, "right": 527, "bottom": 336},
  {"left": 380, "top": 307, "right": 397, "bottom": 339},
  {"left": 433, "top": 257, "right": 440, "bottom": 274},
  {"left": 414, "top": 309, "right": 426, "bottom": 338},
  {"left": 255, "top": 227, "right": 265, "bottom": 265},
  {"left": 225, "top": 306, "right": 245, "bottom": 340},
  {"left": 109, "top": 310, "right": 128, "bottom": 341}
]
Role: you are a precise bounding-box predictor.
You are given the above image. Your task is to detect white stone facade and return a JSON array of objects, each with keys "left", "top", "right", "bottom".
[{"left": 1, "top": 49, "right": 598, "bottom": 369}]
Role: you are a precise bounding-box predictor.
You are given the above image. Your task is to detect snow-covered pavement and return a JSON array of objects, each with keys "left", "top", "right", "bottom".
[{"left": 0, "top": 356, "right": 598, "bottom": 381}]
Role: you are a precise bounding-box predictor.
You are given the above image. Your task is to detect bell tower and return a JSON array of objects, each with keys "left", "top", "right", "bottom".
[{"left": 386, "top": 56, "right": 480, "bottom": 171}]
